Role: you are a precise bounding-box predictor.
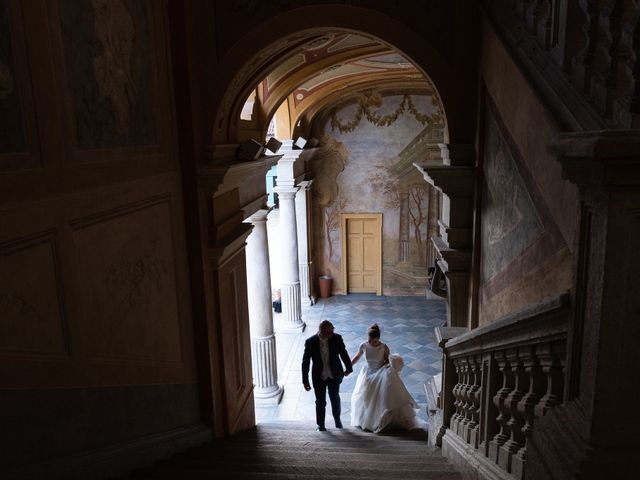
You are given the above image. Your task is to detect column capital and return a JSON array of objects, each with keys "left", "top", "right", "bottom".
[
  {"left": 244, "top": 208, "right": 270, "bottom": 224},
  {"left": 276, "top": 139, "right": 305, "bottom": 188},
  {"left": 273, "top": 185, "right": 299, "bottom": 199}
]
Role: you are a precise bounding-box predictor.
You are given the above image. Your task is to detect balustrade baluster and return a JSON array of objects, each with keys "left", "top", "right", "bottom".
[
  {"left": 488, "top": 351, "right": 513, "bottom": 464},
  {"left": 466, "top": 354, "right": 482, "bottom": 448},
  {"left": 535, "top": 341, "right": 565, "bottom": 416},
  {"left": 517, "top": 0, "right": 535, "bottom": 20},
  {"left": 607, "top": 1, "right": 640, "bottom": 126},
  {"left": 498, "top": 349, "right": 526, "bottom": 473},
  {"left": 458, "top": 357, "right": 472, "bottom": 437},
  {"left": 511, "top": 346, "right": 545, "bottom": 479},
  {"left": 589, "top": 0, "right": 619, "bottom": 114},
  {"left": 630, "top": 16, "right": 640, "bottom": 126},
  {"left": 572, "top": 0, "right": 601, "bottom": 92},
  {"left": 451, "top": 358, "right": 464, "bottom": 434},
  {"left": 526, "top": 0, "right": 552, "bottom": 48}
]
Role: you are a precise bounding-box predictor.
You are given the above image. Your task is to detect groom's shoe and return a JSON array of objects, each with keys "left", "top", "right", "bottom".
[
  {"left": 335, "top": 420, "right": 343, "bottom": 428},
  {"left": 316, "top": 426, "right": 327, "bottom": 432}
]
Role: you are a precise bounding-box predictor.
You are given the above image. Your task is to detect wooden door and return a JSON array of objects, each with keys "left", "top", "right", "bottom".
[{"left": 341, "top": 214, "right": 382, "bottom": 295}]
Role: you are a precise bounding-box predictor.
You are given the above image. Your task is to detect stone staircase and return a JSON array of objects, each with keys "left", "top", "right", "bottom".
[{"left": 124, "top": 421, "right": 462, "bottom": 480}]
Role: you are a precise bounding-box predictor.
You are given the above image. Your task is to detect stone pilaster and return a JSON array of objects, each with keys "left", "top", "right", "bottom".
[
  {"left": 244, "top": 209, "right": 283, "bottom": 403},
  {"left": 415, "top": 143, "right": 475, "bottom": 328},
  {"left": 526, "top": 130, "right": 640, "bottom": 480},
  {"left": 295, "top": 180, "right": 314, "bottom": 305}
]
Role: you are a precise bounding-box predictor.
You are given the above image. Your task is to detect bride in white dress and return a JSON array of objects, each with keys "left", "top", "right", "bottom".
[{"left": 350, "top": 324, "right": 420, "bottom": 432}]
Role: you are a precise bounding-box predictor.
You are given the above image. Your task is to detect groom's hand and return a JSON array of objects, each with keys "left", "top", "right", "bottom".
[
  {"left": 303, "top": 383, "right": 311, "bottom": 391},
  {"left": 344, "top": 372, "right": 350, "bottom": 377}
]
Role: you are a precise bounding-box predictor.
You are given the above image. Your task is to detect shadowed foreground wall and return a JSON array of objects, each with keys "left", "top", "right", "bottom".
[{"left": 0, "top": 0, "right": 205, "bottom": 473}]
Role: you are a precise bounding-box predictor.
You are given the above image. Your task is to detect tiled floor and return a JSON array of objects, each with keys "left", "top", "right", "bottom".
[{"left": 255, "top": 294, "right": 448, "bottom": 427}]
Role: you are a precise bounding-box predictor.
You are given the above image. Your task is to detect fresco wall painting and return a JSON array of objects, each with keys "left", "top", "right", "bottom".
[
  {"left": 479, "top": 97, "right": 570, "bottom": 323},
  {"left": 57, "top": 0, "right": 159, "bottom": 150},
  {"left": 312, "top": 93, "right": 444, "bottom": 296}
]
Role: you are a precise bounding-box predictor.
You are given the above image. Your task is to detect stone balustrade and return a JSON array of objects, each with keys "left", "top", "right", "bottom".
[
  {"left": 440, "top": 294, "right": 570, "bottom": 479},
  {"left": 486, "top": 0, "right": 640, "bottom": 129}
]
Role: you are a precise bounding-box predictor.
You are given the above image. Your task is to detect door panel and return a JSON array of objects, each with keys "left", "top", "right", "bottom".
[{"left": 342, "top": 215, "right": 381, "bottom": 294}]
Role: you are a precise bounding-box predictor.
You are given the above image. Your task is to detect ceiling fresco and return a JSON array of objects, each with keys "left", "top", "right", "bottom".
[{"left": 239, "top": 31, "right": 440, "bottom": 139}]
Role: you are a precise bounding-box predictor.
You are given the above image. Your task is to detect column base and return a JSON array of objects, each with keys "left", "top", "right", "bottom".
[
  {"left": 277, "top": 320, "right": 306, "bottom": 333},
  {"left": 254, "top": 384, "right": 285, "bottom": 405},
  {"left": 280, "top": 281, "right": 303, "bottom": 330}
]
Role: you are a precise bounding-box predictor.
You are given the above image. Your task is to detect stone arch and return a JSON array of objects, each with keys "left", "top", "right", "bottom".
[{"left": 209, "top": 4, "right": 474, "bottom": 146}]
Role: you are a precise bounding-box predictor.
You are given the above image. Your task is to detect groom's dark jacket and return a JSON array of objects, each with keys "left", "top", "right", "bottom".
[{"left": 302, "top": 333, "right": 353, "bottom": 387}]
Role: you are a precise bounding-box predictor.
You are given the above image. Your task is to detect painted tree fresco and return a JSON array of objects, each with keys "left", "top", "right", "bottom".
[{"left": 311, "top": 93, "right": 443, "bottom": 295}]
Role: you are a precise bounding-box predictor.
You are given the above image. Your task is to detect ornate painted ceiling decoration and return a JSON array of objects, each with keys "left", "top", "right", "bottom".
[
  {"left": 291, "top": 53, "right": 421, "bottom": 107},
  {"left": 329, "top": 90, "right": 443, "bottom": 134},
  {"left": 263, "top": 33, "right": 381, "bottom": 100}
]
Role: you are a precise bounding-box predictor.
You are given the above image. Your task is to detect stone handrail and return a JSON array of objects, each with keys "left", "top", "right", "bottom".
[{"left": 441, "top": 294, "right": 570, "bottom": 479}]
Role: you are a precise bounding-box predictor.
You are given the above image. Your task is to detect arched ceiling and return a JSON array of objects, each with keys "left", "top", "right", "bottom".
[{"left": 236, "top": 32, "right": 442, "bottom": 140}]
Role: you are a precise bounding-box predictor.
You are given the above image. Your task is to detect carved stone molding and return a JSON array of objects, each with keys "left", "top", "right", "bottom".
[{"left": 551, "top": 129, "right": 640, "bottom": 190}]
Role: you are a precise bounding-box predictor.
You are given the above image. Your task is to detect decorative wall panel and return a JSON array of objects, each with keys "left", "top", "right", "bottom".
[
  {"left": 57, "top": 0, "right": 159, "bottom": 150},
  {"left": 0, "top": 231, "right": 68, "bottom": 358},
  {"left": 71, "top": 195, "right": 183, "bottom": 364}
]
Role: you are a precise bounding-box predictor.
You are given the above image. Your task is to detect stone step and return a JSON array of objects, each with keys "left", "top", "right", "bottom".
[
  {"left": 164, "top": 453, "right": 451, "bottom": 469},
  {"left": 199, "top": 439, "right": 435, "bottom": 455},
  {"left": 123, "top": 422, "right": 462, "bottom": 480},
  {"left": 174, "top": 446, "right": 448, "bottom": 465},
  {"left": 136, "top": 468, "right": 462, "bottom": 480},
  {"left": 234, "top": 428, "right": 430, "bottom": 444}
]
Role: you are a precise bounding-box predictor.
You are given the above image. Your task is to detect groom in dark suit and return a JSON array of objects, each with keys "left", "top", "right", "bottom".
[{"left": 302, "top": 320, "right": 353, "bottom": 431}]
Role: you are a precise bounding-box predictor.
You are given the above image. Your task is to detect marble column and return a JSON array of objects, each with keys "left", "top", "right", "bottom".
[
  {"left": 273, "top": 186, "right": 305, "bottom": 332},
  {"left": 273, "top": 141, "right": 305, "bottom": 332},
  {"left": 295, "top": 180, "right": 314, "bottom": 306},
  {"left": 245, "top": 209, "right": 283, "bottom": 403}
]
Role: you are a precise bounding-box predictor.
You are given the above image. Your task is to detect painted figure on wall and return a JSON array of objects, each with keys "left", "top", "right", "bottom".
[{"left": 58, "top": 0, "right": 158, "bottom": 149}]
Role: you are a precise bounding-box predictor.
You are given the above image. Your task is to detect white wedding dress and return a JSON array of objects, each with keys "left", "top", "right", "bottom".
[{"left": 350, "top": 341, "right": 420, "bottom": 432}]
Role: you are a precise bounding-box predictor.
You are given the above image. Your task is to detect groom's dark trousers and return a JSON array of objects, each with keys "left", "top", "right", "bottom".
[{"left": 313, "top": 376, "right": 341, "bottom": 427}]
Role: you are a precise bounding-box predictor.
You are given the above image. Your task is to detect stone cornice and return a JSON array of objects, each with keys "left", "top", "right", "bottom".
[
  {"left": 414, "top": 164, "right": 476, "bottom": 196},
  {"left": 551, "top": 130, "right": 640, "bottom": 190},
  {"left": 432, "top": 236, "right": 472, "bottom": 272},
  {"left": 197, "top": 154, "right": 282, "bottom": 196}
]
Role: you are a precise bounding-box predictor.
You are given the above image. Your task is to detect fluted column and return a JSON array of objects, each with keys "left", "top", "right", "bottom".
[
  {"left": 244, "top": 209, "right": 283, "bottom": 403},
  {"left": 273, "top": 187, "right": 305, "bottom": 332},
  {"left": 273, "top": 140, "right": 305, "bottom": 332},
  {"left": 295, "top": 180, "right": 315, "bottom": 306}
]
